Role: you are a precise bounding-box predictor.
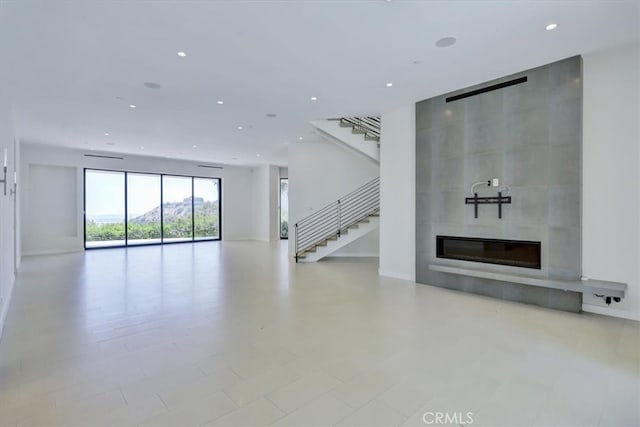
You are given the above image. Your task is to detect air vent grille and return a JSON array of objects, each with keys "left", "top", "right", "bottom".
[{"left": 446, "top": 76, "right": 527, "bottom": 103}]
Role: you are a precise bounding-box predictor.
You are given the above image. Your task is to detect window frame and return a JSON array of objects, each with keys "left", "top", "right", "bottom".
[{"left": 83, "top": 168, "right": 222, "bottom": 249}]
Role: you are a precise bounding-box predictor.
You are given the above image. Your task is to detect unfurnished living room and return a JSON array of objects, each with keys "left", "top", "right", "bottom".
[{"left": 0, "top": 1, "right": 638, "bottom": 426}]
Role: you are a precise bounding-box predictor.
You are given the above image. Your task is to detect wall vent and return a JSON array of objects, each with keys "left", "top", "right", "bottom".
[
  {"left": 445, "top": 76, "right": 527, "bottom": 103},
  {"left": 83, "top": 154, "right": 124, "bottom": 160},
  {"left": 197, "top": 164, "right": 224, "bottom": 170}
]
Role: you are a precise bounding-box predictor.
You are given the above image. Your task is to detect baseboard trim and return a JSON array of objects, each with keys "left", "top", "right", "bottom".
[
  {"left": 0, "top": 275, "right": 15, "bottom": 342},
  {"left": 22, "top": 248, "right": 82, "bottom": 257},
  {"left": 328, "top": 253, "right": 379, "bottom": 258},
  {"left": 379, "top": 269, "right": 414, "bottom": 281},
  {"left": 582, "top": 304, "right": 640, "bottom": 322}
]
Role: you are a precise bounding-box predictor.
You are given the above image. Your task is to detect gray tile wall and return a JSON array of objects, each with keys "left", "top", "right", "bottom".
[{"left": 415, "top": 56, "right": 583, "bottom": 312}]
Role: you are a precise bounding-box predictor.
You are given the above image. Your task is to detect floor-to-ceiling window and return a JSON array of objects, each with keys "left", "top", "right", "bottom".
[
  {"left": 280, "top": 178, "right": 288, "bottom": 239},
  {"left": 127, "top": 173, "right": 161, "bottom": 245},
  {"left": 84, "top": 169, "right": 221, "bottom": 248},
  {"left": 162, "top": 175, "right": 194, "bottom": 243},
  {"left": 85, "top": 170, "right": 126, "bottom": 248},
  {"left": 194, "top": 178, "right": 220, "bottom": 240}
]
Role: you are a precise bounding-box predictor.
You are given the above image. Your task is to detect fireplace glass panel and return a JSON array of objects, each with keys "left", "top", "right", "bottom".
[{"left": 436, "top": 236, "right": 541, "bottom": 269}]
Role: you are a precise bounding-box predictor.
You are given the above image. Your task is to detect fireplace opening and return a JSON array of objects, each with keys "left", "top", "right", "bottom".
[{"left": 436, "top": 236, "right": 541, "bottom": 269}]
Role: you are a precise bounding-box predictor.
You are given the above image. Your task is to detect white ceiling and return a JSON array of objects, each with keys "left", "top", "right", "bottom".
[{"left": 1, "top": 0, "right": 638, "bottom": 166}]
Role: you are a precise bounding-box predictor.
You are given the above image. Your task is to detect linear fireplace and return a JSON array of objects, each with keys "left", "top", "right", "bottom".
[{"left": 436, "top": 236, "right": 541, "bottom": 269}]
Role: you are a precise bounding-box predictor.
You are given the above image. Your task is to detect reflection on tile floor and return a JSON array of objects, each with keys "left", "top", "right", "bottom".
[{"left": 0, "top": 241, "right": 638, "bottom": 426}]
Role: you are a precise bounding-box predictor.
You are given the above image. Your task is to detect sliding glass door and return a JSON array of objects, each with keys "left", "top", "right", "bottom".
[
  {"left": 127, "top": 173, "right": 161, "bottom": 245},
  {"left": 162, "top": 175, "right": 194, "bottom": 243},
  {"left": 194, "top": 178, "right": 220, "bottom": 240},
  {"left": 84, "top": 169, "right": 221, "bottom": 249},
  {"left": 85, "top": 170, "right": 126, "bottom": 248}
]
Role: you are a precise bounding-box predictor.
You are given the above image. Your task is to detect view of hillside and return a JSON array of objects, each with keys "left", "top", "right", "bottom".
[{"left": 86, "top": 197, "right": 219, "bottom": 241}]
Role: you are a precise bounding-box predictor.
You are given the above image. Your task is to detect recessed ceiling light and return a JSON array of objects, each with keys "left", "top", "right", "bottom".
[
  {"left": 177, "top": 51, "right": 187, "bottom": 57},
  {"left": 129, "top": 104, "right": 137, "bottom": 109},
  {"left": 217, "top": 100, "right": 224, "bottom": 105},
  {"left": 435, "top": 36, "right": 457, "bottom": 48},
  {"left": 298, "top": 136, "right": 304, "bottom": 140},
  {"left": 310, "top": 96, "right": 318, "bottom": 101},
  {"left": 385, "top": 82, "right": 393, "bottom": 87},
  {"left": 140, "top": 146, "right": 145, "bottom": 150},
  {"left": 104, "top": 132, "right": 109, "bottom": 136},
  {"left": 256, "top": 154, "right": 261, "bottom": 157},
  {"left": 192, "top": 145, "right": 198, "bottom": 148},
  {"left": 237, "top": 126, "right": 244, "bottom": 130},
  {"left": 545, "top": 23, "right": 558, "bottom": 31}
]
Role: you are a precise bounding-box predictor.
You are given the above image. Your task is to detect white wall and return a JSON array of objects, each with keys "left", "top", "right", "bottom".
[
  {"left": 0, "top": 71, "right": 17, "bottom": 339},
  {"left": 288, "top": 138, "right": 379, "bottom": 257},
  {"left": 379, "top": 105, "right": 416, "bottom": 281},
  {"left": 220, "top": 166, "right": 254, "bottom": 241},
  {"left": 24, "top": 164, "right": 78, "bottom": 254},
  {"left": 20, "top": 143, "right": 259, "bottom": 254},
  {"left": 250, "top": 165, "right": 279, "bottom": 242},
  {"left": 582, "top": 43, "right": 640, "bottom": 320}
]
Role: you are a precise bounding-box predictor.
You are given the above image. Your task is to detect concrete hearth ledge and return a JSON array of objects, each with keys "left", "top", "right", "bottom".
[{"left": 428, "top": 264, "right": 627, "bottom": 299}]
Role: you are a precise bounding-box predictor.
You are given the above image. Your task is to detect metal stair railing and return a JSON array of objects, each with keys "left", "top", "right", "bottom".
[
  {"left": 330, "top": 116, "right": 381, "bottom": 140},
  {"left": 295, "top": 177, "right": 380, "bottom": 262}
]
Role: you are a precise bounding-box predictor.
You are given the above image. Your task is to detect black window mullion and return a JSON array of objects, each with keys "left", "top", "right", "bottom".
[
  {"left": 124, "top": 172, "right": 128, "bottom": 246},
  {"left": 218, "top": 178, "right": 222, "bottom": 240},
  {"left": 83, "top": 169, "right": 87, "bottom": 249},
  {"left": 191, "top": 177, "right": 195, "bottom": 241},
  {"left": 160, "top": 174, "right": 164, "bottom": 243}
]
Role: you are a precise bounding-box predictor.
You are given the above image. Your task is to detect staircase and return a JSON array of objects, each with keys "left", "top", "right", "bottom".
[
  {"left": 337, "top": 117, "right": 381, "bottom": 142},
  {"left": 309, "top": 116, "right": 381, "bottom": 163},
  {"left": 295, "top": 177, "right": 380, "bottom": 262}
]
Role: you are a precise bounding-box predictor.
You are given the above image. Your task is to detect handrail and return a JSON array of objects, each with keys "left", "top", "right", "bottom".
[
  {"left": 341, "top": 116, "right": 381, "bottom": 139},
  {"left": 295, "top": 176, "right": 380, "bottom": 261},
  {"left": 328, "top": 116, "right": 381, "bottom": 140}
]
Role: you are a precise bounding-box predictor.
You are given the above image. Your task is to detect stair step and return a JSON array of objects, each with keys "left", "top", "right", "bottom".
[
  {"left": 351, "top": 128, "right": 365, "bottom": 135},
  {"left": 364, "top": 134, "right": 380, "bottom": 142}
]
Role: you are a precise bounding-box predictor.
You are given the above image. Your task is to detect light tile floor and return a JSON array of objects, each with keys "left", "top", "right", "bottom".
[{"left": 0, "top": 241, "right": 638, "bottom": 426}]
